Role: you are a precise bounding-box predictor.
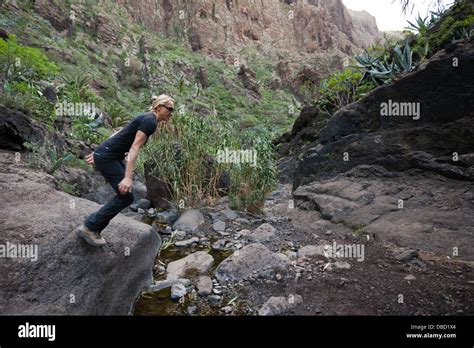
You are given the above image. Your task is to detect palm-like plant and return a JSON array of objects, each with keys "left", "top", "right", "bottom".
[{"left": 103, "top": 101, "right": 130, "bottom": 128}]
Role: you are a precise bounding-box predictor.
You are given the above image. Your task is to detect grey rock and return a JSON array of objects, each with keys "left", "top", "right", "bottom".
[
  {"left": 213, "top": 220, "right": 226, "bottom": 232},
  {"left": 215, "top": 243, "right": 289, "bottom": 282},
  {"left": 221, "top": 306, "right": 233, "bottom": 314},
  {"left": 212, "top": 239, "right": 226, "bottom": 250},
  {"left": 394, "top": 249, "right": 418, "bottom": 262},
  {"left": 260, "top": 268, "right": 275, "bottom": 280},
  {"left": 155, "top": 208, "right": 180, "bottom": 225},
  {"left": 248, "top": 223, "right": 276, "bottom": 243},
  {"left": 258, "top": 294, "right": 303, "bottom": 316},
  {"left": 297, "top": 245, "right": 328, "bottom": 259},
  {"left": 0, "top": 167, "right": 161, "bottom": 315},
  {"left": 137, "top": 199, "right": 151, "bottom": 210},
  {"left": 187, "top": 306, "right": 197, "bottom": 315},
  {"left": 129, "top": 203, "right": 139, "bottom": 212},
  {"left": 137, "top": 208, "right": 145, "bottom": 214},
  {"left": 145, "top": 279, "right": 176, "bottom": 293},
  {"left": 174, "top": 230, "right": 187, "bottom": 241},
  {"left": 172, "top": 209, "right": 205, "bottom": 233},
  {"left": 132, "top": 181, "right": 147, "bottom": 201},
  {"left": 166, "top": 251, "right": 214, "bottom": 280},
  {"left": 221, "top": 208, "right": 238, "bottom": 220},
  {"left": 171, "top": 283, "right": 187, "bottom": 299},
  {"left": 177, "top": 278, "right": 192, "bottom": 287},
  {"left": 329, "top": 261, "right": 351, "bottom": 270},
  {"left": 208, "top": 295, "right": 221, "bottom": 307},
  {"left": 195, "top": 275, "right": 213, "bottom": 296},
  {"left": 175, "top": 237, "right": 199, "bottom": 247},
  {"left": 145, "top": 278, "right": 190, "bottom": 293}
]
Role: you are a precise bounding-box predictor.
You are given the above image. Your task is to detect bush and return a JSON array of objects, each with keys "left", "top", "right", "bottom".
[
  {"left": 0, "top": 35, "right": 59, "bottom": 83},
  {"left": 314, "top": 67, "right": 376, "bottom": 116},
  {"left": 0, "top": 35, "right": 59, "bottom": 123}
]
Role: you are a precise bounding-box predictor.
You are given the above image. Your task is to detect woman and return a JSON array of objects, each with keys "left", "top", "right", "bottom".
[{"left": 77, "top": 94, "right": 175, "bottom": 247}]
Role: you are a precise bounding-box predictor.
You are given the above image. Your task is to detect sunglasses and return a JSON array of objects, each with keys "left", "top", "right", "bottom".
[{"left": 162, "top": 105, "right": 174, "bottom": 113}]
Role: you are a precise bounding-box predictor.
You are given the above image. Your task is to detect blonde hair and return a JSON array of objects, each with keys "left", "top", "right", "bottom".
[{"left": 149, "top": 94, "right": 174, "bottom": 112}]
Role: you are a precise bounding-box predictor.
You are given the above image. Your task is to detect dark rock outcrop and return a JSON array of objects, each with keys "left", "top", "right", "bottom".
[
  {"left": 0, "top": 106, "right": 46, "bottom": 151},
  {"left": 293, "top": 42, "right": 474, "bottom": 189}
]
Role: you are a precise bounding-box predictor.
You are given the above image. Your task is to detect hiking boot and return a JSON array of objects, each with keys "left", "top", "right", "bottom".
[{"left": 77, "top": 224, "right": 107, "bottom": 247}]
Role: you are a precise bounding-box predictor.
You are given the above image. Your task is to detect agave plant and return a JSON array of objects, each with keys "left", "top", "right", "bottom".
[
  {"left": 405, "top": 14, "right": 431, "bottom": 34},
  {"left": 355, "top": 50, "right": 393, "bottom": 85},
  {"left": 393, "top": 41, "right": 413, "bottom": 73}
]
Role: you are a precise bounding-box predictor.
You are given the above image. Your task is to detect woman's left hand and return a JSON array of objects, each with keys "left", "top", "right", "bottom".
[{"left": 118, "top": 177, "right": 133, "bottom": 195}]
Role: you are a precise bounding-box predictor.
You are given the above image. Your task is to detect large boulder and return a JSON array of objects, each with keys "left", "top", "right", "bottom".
[
  {"left": 0, "top": 151, "right": 161, "bottom": 314},
  {"left": 143, "top": 161, "right": 174, "bottom": 210}
]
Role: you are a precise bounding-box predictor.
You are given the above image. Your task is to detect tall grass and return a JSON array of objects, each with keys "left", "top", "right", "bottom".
[{"left": 137, "top": 111, "right": 277, "bottom": 213}]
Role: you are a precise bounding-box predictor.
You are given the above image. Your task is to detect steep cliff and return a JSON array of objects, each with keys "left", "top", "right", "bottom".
[{"left": 116, "top": 0, "right": 381, "bottom": 62}]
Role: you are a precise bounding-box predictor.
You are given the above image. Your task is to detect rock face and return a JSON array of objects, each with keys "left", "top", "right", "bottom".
[
  {"left": 286, "top": 42, "right": 474, "bottom": 260},
  {"left": 116, "top": 0, "right": 380, "bottom": 60},
  {"left": 293, "top": 42, "right": 474, "bottom": 188},
  {"left": 0, "top": 151, "right": 161, "bottom": 314}
]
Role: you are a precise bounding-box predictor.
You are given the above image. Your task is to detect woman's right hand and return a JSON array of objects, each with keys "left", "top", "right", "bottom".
[{"left": 86, "top": 152, "right": 94, "bottom": 165}]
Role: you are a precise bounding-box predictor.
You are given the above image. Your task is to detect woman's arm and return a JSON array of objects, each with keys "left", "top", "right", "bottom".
[{"left": 118, "top": 130, "right": 148, "bottom": 195}]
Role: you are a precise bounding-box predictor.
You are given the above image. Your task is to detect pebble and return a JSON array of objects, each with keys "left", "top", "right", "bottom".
[
  {"left": 170, "top": 283, "right": 187, "bottom": 299},
  {"left": 213, "top": 220, "right": 226, "bottom": 232},
  {"left": 174, "top": 230, "right": 187, "bottom": 241},
  {"left": 208, "top": 295, "right": 221, "bottom": 307},
  {"left": 187, "top": 306, "right": 197, "bottom": 315},
  {"left": 175, "top": 237, "right": 199, "bottom": 247},
  {"left": 221, "top": 306, "right": 233, "bottom": 314}
]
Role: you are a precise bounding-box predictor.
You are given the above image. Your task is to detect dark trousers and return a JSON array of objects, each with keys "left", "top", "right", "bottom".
[{"left": 85, "top": 152, "right": 134, "bottom": 233}]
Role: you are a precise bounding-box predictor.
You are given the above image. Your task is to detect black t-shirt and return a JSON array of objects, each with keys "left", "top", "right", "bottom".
[{"left": 96, "top": 112, "right": 157, "bottom": 159}]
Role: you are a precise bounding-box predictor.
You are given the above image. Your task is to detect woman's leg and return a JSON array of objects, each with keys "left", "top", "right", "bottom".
[{"left": 85, "top": 154, "right": 134, "bottom": 233}]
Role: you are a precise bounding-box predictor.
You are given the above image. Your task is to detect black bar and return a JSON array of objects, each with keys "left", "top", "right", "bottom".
[{"left": 0, "top": 316, "right": 472, "bottom": 346}]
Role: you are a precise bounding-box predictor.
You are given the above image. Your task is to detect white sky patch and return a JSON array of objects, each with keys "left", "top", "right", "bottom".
[{"left": 342, "top": 0, "right": 456, "bottom": 31}]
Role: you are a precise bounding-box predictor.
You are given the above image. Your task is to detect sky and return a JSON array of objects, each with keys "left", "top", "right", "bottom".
[{"left": 342, "top": 0, "right": 456, "bottom": 31}]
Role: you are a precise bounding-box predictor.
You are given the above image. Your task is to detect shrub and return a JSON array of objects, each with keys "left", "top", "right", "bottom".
[{"left": 314, "top": 67, "right": 376, "bottom": 116}]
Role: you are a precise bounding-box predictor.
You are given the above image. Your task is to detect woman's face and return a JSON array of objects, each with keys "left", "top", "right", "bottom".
[{"left": 156, "top": 101, "right": 174, "bottom": 121}]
